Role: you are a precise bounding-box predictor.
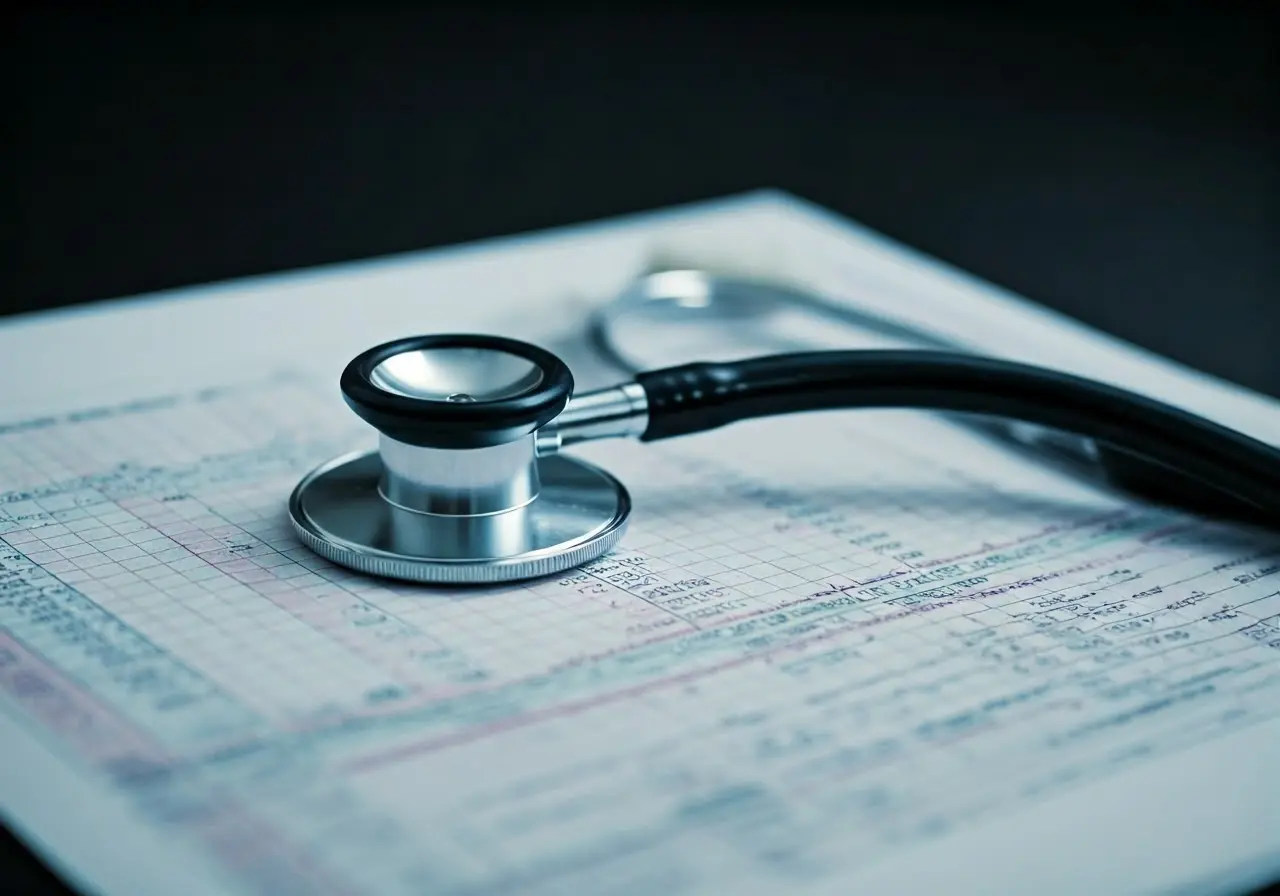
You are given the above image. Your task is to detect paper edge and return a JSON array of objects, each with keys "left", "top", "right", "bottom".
[
  {"left": 4, "top": 188, "right": 1279, "bottom": 896},
  {"left": 4, "top": 189, "right": 794, "bottom": 330}
]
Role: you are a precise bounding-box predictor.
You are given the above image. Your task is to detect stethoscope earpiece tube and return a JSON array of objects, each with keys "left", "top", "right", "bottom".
[
  {"left": 294, "top": 335, "right": 1279, "bottom": 585},
  {"left": 633, "top": 350, "right": 1280, "bottom": 525},
  {"left": 1091, "top": 442, "right": 1276, "bottom": 528}
]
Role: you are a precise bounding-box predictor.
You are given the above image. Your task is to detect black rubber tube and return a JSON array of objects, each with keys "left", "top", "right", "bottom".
[{"left": 634, "top": 350, "right": 1280, "bottom": 525}]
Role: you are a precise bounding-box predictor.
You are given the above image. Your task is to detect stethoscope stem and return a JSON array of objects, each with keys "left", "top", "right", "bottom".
[
  {"left": 548, "top": 382, "right": 649, "bottom": 450},
  {"left": 546, "top": 349, "right": 1280, "bottom": 527}
]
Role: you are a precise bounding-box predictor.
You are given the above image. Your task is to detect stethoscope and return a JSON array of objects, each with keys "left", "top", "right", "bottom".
[{"left": 289, "top": 269, "right": 1280, "bottom": 585}]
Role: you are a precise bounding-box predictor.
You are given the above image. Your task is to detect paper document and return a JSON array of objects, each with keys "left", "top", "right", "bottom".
[{"left": 2, "top": 193, "right": 1278, "bottom": 896}]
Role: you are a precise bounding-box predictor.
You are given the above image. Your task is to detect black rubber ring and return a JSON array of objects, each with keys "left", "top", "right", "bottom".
[{"left": 340, "top": 334, "right": 574, "bottom": 448}]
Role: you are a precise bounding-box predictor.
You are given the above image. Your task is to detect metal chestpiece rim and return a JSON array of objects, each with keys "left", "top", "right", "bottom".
[
  {"left": 339, "top": 333, "right": 575, "bottom": 451},
  {"left": 287, "top": 334, "right": 631, "bottom": 584}
]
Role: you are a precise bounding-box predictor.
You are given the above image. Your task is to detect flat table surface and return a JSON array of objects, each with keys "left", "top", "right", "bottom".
[{"left": 5, "top": 8, "right": 1278, "bottom": 895}]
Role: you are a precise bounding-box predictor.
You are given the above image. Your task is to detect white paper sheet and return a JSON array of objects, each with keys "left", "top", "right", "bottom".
[{"left": 2, "top": 192, "right": 1278, "bottom": 896}]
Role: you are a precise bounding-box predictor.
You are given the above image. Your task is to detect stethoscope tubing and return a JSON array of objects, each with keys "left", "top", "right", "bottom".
[
  {"left": 590, "top": 298, "right": 1280, "bottom": 528},
  {"left": 631, "top": 350, "right": 1280, "bottom": 520}
]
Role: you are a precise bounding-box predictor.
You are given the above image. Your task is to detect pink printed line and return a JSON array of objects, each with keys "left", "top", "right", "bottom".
[
  {"left": 342, "top": 549, "right": 1140, "bottom": 775},
  {"left": 343, "top": 648, "right": 770, "bottom": 775},
  {"left": 300, "top": 547, "right": 1141, "bottom": 752},
  {"left": 179, "top": 544, "right": 1148, "bottom": 765},
  {"left": 181, "top": 543, "right": 1154, "bottom": 769},
  {"left": 547, "top": 547, "right": 1140, "bottom": 675},
  {"left": 913, "top": 510, "right": 1130, "bottom": 569},
  {"left": 1139, "top": 522, "right": 1199, "bottom": 544},
  {"left": 0, "top": 631, "right": 169, "bottom": 766},
  {"left": 184, "top": 798, "right": 365, "bottom": 896},
  {"left": 227, "top": 575, "right": 439, "bottom": 689},
  {"left": 92, "top": 508, "right": 435, "bottom": 684}
]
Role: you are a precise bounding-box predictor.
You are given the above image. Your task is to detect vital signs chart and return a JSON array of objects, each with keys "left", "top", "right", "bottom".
[
  {"left": 2, "top": 370, "right": 1279, "bottom": 895},
  {"left": 2, "top": 193, "right": 1279, "bottom": 895}
]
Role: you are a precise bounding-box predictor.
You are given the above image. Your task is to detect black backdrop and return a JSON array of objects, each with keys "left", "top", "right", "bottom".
[{"left": 5, "top": 7, "right": 1280, "bottom": 895}]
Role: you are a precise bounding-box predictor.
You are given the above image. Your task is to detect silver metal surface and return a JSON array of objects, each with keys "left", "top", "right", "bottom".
[
  {"left": 378, "top": 433, "right": 539, "bottom": 515},
  {"left": 592, "top": 270, "right": 957, "bottom": 374},
  {"left": 589, "top": 268, "right": 1101, "bottom": 472},
  {"left": 551, "top": 382, "right": 649, "bottom": 449},
  {"left": 370, "top": 346, "right": 544, "bottom": 403},
  {"left": 534, "top": 426, "right": 562, "bottom": 457},
  {"left": 289, "top": 450, "right": 630, "bottom": 584}
]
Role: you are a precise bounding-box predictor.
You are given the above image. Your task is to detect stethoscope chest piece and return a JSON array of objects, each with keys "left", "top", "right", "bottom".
[
  {"left": 288, "top": 335, "right": 631, "bottom": 584},
  {"left": 292, "top": 326, "right": 1280, "bottom": 586}
]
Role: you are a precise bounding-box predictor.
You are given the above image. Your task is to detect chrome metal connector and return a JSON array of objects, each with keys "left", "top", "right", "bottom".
[{"left": 542, "top": 382, "right": 650, "bottom": 452}]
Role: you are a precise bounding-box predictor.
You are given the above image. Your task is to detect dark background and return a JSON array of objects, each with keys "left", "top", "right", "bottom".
[{"left": 5, "top": 6, "right": 1279, "bottom": 895}]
